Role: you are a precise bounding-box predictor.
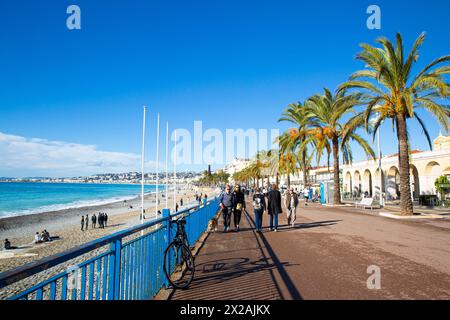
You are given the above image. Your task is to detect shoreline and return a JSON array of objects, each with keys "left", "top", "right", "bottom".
[
  {"left": 0, "top": 189, "right": 165, "bottom": 220},
  {"left": 0, "top": 185, "right": 217, "bottom": 272},
  {"left": 0, "top": 182, "right": 171, "bottom": 219}
]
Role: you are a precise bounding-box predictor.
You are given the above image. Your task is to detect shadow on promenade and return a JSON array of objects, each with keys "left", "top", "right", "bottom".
[{"left": 170, "top": 201, "right": 340, "bottom": 300}]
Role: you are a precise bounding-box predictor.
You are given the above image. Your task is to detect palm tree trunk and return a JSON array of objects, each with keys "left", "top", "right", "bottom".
[
  {"left": 302, "top": 149, "right": 308, "bottom": 186},
  {"left": 287, "top": 174, "right": 291, "bottom": 188},
  {"left": 396, "top": 114, "right": 414, "bottom": 215},
  {"left": 276, "top": 173, "right": 279, "bottom": 186},
  {"left": 332, "top": 137, "right": 342, "bottom": 205}
]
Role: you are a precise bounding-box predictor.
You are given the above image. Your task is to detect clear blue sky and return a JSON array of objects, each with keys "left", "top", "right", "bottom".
[{"left": 0, "top": 0, "right": 449, "bottom": 177}]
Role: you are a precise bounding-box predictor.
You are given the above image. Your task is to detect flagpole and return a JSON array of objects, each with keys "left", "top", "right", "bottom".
[
  {"left": 174, "top": 130, "right": 177, "bottom": 212},
  {"left": 140, "top": 106, "right": 147, "bottom": 224},
  {"left": 155, "top": 113, "right": 160, "bottom": 216},
  {"left": 165, "top": 122, "right": 169, "bottom": 209}
]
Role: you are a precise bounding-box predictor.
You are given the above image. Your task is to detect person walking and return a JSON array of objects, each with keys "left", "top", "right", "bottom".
[
  {"left": 285, "top": 187, "right": 299, "bottom": 228},
  {"left": 267, "top": 184, "right": 282, "bottom": 232},
  {"left": 85, "top": 214, "right": 89, "bottom": 231},
  {"left": 253, "top": 187, "right": 266, "bottom": 232},
  {"left": 99, "top": 213, "right": 104, "bottom": 229},
  {"left": 92, "top": 214, "right": 97, "bottom": 229},
  {"left": 219, "top": 184, "right": 236, "bottom": 233},
  {"left": 104, "top": 213, "right": 108, "bottom": 228},
  {"left": 233, "top": 185, "right": 245, "bottom": 232},
  {"left": 81, "top": 216, "right": 85, "bottom": 231},
  {"left": 303, "top": 187, "right": 310, "bottom": 206}
]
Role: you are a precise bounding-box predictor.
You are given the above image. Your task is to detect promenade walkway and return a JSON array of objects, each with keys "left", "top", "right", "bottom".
[{"left": 170, "top": 198, "right": 450, "bottom": 300}]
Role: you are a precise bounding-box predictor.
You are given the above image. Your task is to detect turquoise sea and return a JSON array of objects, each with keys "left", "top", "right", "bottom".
[{"left": 0, "top": 182, "right": 163, "bottom": 218}]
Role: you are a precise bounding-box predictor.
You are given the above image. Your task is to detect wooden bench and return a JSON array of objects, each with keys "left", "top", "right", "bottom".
[{"left": 355, "top": 198, "right": 375, "bottom": 211}]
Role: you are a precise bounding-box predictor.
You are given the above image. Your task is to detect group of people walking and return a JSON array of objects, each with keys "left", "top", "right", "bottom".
[
  {"left": 195, "top": 193, "right": 208, "bottom": 205},
  {"left": 253, "top": 184, "right": 291, "bottom": 232},
  {"left": 218, "top": 184, "right": 246, "bottom": 232},
  {"left": 81, "top": 213, "right": 108, "bottom": 231},
  {"left": 219, "top": 183, "right": 300, "bottom": 233}
]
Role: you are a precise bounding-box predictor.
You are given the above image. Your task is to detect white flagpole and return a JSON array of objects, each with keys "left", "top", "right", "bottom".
[
  {"left": 140, "top": 106, "right": 147, "bottom": 224},
  {"left": 155, "top": 113, "right": 160, "bottom": 216},
  {"left": 165, "top": 122, "right": 169, "bottom": 209},
  {"left": 174, "top": 130, "right": 177, "bottom": 212}
]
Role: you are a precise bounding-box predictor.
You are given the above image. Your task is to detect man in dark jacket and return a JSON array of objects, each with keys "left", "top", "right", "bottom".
[
  {"left": 267, "top": 184, "right": 282, "bottom": 232},
  {"left": 219, "top": 184, "right": 236, "bottom": 232},
  {"left": 233, "top": 185, "right": 246, "bottom": 232}
]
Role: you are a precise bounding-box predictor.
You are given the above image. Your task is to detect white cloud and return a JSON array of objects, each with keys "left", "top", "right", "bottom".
[{"left": 0, "top": 132, "right": 159, "bottom": 177}]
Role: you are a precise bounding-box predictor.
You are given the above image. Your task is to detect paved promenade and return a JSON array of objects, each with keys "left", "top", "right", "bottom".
[{"left": 171, "top": 199, "right": 450, "bottom": 300}]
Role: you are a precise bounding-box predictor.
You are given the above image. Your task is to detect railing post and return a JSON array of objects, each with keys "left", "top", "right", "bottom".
[
  {"left": 109, "top": 239, "right": 122, "bottom": 300},
  {"left": 162, "top": 209, "right": 171, "bottom": 289}
]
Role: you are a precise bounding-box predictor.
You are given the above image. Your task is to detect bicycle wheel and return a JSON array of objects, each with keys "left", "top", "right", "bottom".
[{"left": 163, "top": 241, "right": 195, "bottom": 290}]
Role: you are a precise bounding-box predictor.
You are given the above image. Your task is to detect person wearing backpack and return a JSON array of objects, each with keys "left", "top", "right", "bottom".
[{"left": 253, "top": 187, "right": 266, "bottom": 232}]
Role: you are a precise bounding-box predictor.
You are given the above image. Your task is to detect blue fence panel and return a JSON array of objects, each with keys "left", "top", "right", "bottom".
[{"left": 0, "top": 198, "right": 219, "bottom": 301}]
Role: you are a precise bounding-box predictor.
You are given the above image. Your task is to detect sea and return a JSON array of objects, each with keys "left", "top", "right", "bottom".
[{"left": 0, "top": 182, "right": 164, "bottom": 218}]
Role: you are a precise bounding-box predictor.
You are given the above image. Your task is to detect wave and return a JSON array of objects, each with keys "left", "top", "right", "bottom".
[{"left": 0, "top": 191, "right": 160, "bottom": 219}]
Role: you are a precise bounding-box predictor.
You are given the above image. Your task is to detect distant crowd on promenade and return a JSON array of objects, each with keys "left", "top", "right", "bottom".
[
  {"left": 219, "top": 183, "right": 319, "bottom": 233},
  {"left": 81, "top": 212, "right": 109, "bottom": 232}
]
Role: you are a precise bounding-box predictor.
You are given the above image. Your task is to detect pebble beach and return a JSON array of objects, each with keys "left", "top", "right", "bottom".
[{"left": 0, "top": 185, "right": 216, "bottom": 299}]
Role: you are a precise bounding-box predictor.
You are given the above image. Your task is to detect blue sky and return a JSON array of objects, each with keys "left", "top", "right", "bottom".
[{"left": 0, "top": 0, "right": 449, "bottom": 177}]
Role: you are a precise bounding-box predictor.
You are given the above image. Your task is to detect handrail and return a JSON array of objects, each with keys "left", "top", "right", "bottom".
[{"left": 0, "top": 199, "right": 216, "bottom": 289}]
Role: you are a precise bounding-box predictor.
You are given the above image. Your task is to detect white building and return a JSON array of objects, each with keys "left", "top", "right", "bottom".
[{"left": 342, "top": 134, "right": 450, "bottom": 201}]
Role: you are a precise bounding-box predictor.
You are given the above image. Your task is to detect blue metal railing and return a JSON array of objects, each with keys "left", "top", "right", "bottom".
[{"left": 0, "top": 198, "right": 219, "bottom": 301}]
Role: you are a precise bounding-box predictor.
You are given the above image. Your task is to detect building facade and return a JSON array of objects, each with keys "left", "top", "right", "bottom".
[{"left": 341, "top": 134, "right": 450, "bottom": 201}]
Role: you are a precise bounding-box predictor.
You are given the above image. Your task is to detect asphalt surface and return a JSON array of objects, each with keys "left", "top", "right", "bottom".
[{"left": 171, "top": 199, "right": 450, "bottom": 300}]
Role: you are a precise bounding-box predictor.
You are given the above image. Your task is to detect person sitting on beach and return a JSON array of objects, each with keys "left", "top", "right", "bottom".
[
  {"left": 4, "top": 239, "right": 12, "bottom": 250},
  {"left": 41, "top": 230, "right": 52, "bottom": 242},
  {"left": 34, "top": 232, "right": 43, "bottom": 244}
]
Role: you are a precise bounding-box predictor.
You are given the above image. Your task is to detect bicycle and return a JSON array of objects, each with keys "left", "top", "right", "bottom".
[{"left": 163, "top": 217, "right": 195, "bottom": 290}]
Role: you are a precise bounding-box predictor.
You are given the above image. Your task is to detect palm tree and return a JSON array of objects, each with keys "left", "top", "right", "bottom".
[
  {"left": 244, "top": 158, "right": 266, "bottom": 188},
  {"left": 339, "top": 32, "right": 450, "bottom": 215},
  {"left": 279, "top": 103, "right": 315, "bottom": 186},
  {"left": 279, "top": 152, "right": 299, "bottom": 188},
  {"left": 262, "top": 149, "right": 282, "bottom": 186},
  {"left": 304, "top": 88, "right": 376, "bottom": 205}
]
